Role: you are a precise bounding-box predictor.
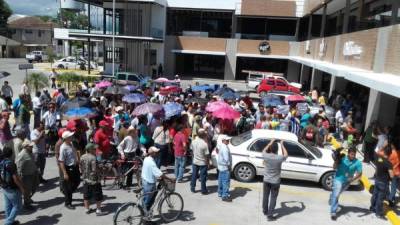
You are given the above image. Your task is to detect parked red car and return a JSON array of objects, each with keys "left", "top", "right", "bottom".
[{"left": 257, "top": 77, "right": 301, "bottom": 95}]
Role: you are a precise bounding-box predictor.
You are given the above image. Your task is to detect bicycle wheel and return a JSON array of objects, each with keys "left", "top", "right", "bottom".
[
  {"left": 102, "top": 168, "right": 120, "bottom": 190},
  {"left": 158, "top": 192, "right": 184, "bottom": 222},
  {"left": 134, "top": 169, "right": 142, "bottom": 189},
  {"left": 114, "top": 202, "right": 144, "bottom": 225}
]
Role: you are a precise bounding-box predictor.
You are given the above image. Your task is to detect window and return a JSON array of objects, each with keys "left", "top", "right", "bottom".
[
  {"left": 38, "top": 30, "right": 42, "bottom": 37},
  {"left": 249, "top": 139, "right": 271, "bottom": 152},
  {"left": 25, "top": 29, "right": 33, "bottom": 34},
  {"left": 283, "top": 141, "right": 307, "bottom": 158},
  {"left": 127, "top": 75, "right": 140, "bottom": 82},
  {"left": 144, "top": 49, "right": 157, "bottom": 66},
  {"left": 267, "top": 80, "right": 275, "bottom": 85},
  {"left": 231, "top": 131, "right": 252, "bottom": 146},
  {"left": 117, "top": 74, "right": 126, "bottom": 80},
  {"left": 67, "top": 58, "right": 75, "bottom": 63},
  {"left": 276, "top": 81, "right": 286, "bottom": 87}
]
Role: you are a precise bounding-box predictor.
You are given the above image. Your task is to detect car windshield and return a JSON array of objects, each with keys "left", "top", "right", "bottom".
[
  {"left": 300, "top": 141, "right": 322, "bottom": 158},
  {"left": 231, "top": 131, "right": 252, "bottom": 146}
]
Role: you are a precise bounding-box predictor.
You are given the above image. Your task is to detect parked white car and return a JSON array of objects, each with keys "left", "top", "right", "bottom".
[
  {"left": 211, "top": 129, "right": 336, "bottom": 190},
  {"left": 52, "top": 57, "right": 97, "bottom": 70},
  {"left": 26, "top": 51, "right": 48, "bottom": 63}
]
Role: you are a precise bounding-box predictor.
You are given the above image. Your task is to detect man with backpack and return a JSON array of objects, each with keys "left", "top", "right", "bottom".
[{"left": 1, "top": 147, "right": 26, "bottom": 225}]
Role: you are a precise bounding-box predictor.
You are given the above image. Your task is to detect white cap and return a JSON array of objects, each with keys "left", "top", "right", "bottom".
[
  {"left": 62, "top": 131, "right": 75, "bottom": 139},
  {"left": 221, "top": 135, "right": 232, "bottom": 141},
  {"left": 91, "top": 97, "right": 99, "bottom": 102},
  {"left": 115, "top": 106, "right": 124, "bottom": 112},
  {"left": 148, "top": 146, "right": 160, "bottom": 154}
]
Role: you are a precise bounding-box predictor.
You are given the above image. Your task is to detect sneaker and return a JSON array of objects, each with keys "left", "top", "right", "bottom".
[
  {"left": 376, "top": 214, "right": 386, "bottom": 220},
  {"left": 267, "top": 215, "right": 277, "bottom": 221},
  {"left": 389, "top": 201, "right": 396, "bottom": 208},
  {"left": 11, "top": 221, "right": 20, "bottom": 225},
  {"left": 201, "top": 190, "right": 209, "bottom": 195},
  {"left": 85, "top": 208, "right": 92, "bottom": 214},
  {"left": 222, "top": 197, "right": 232, "bottom": 202},
  {"left": 331, "top": 214, "right": 337, "bottom": 221},
  {"left": 23, "top": 204, "right": 36, "bottom": 211},
  {"left": 65, "top": 204, "right": 75, "bottom": 210},
  {"left": 96, "top": 209, "right": 105, "bottom": 216}
]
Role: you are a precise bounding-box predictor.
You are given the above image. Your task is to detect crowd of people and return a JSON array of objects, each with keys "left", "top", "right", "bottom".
[{"left": 0, "top": 76, "right": 399, "bottom": 225}]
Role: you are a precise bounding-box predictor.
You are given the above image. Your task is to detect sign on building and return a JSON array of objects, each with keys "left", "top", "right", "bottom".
[{"left": 259, "top": 41, "right": 271, "bottom": 54}]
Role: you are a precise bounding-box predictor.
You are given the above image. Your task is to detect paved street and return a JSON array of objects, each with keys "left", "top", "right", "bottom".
[
  {"left": 0, "top": 58, "right": 390, "bottom": 225},
  {"left": 0, "top": 156, "right": 389, "bottom": 225}
]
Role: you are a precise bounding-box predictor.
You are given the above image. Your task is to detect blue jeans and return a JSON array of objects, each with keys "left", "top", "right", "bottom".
[
  {"left": 389, "top": 176, "right": 400, "bottom": 202},
  {"left": 190, "top": 164, "right": 208, "bottom": 193},
  {"left": 371, "top": 181, "right": 389, "bottom": 216},
  {"left": 174, "top": 156, "right": 186, "bottom": 181},
  {"left": 3, "top": 188, "right": 22, "bottom": 225},
  {"left": 329, "top": 179, "right": 347, "bottom": 215},
  {"left": 142, "top": 180, "right": 157, "bottom": 211},
  {"left": 154, "top": 144, "right": 168, "bottom": 168},
  {"left": 218, "top": 170, "right": 230, "bottom": 198}
]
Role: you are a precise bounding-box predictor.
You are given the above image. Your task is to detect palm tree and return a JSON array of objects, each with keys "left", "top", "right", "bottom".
[{"left": 26, "top": 72, "right": 49, "bottom": 93}]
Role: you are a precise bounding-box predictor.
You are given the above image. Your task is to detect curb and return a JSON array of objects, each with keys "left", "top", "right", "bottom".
[{"left": 360, "top": 175, "right": 400, "bottom": 225}]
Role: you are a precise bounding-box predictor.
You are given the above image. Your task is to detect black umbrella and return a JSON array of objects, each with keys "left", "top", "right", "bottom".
[
  {"left": 184, "top": 97, "right": 208, "bottom": 105},
  {"left": 0, "top": 71, "right": 10, "bottom": 79},
  {"left": 60, "top": 97, "right": 92, "bottom": 113},
  {"left": 213, "top": 87, "right": 235, "bottom": 96}
]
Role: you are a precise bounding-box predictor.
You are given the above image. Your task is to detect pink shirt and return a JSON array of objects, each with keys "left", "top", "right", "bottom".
[{"left": 173, "top": 131, "right": 186, "bottom": 157}]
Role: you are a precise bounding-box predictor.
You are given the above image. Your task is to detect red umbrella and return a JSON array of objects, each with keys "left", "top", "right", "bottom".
[
  {"left": 285, "top": 94, "right": 305, "bottom": 103},
  {"left": 160, "top": 86, "right": 182, "bottom": 96},
  {"left": 206, "top": 100, "right": 230, "bottom": 112},
  {"left": 212, "top": 106, "right": 240, "bottom": 120}
]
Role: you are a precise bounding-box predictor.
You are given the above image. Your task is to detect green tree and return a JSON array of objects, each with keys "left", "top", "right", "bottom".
[
  {"left": 58, "top": 9, "right": 88, "bottom": 30},
  {"left": 26, "top": 72, "right": 49, "bottom": 93},
  {"left": 46, "top": 48, "right": 56, "bottom": 68},
  {"left": 0, "top": 0, "right": 12, "bottom": 37}
]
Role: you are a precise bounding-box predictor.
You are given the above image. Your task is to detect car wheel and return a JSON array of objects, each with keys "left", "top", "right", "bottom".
[
  {"left": 234, "top": 163, "right": 256, "bottom": 182},
  {"left": 28, "top": 60, "right": 32, "bottom": 63},
  {"left": 321, "top": 171, "right": 335, "bottom": 191},
  {"left": 57, "top": 64, "right": 64, "bottom": 69}
]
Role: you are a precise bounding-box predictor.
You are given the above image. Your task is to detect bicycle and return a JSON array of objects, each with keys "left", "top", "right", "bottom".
[
  {"left": 98, "top": 156, "right": 143, "bottom": 190},
  {"left": 113, "top": 178, "right": 184, "bottom": 225}
]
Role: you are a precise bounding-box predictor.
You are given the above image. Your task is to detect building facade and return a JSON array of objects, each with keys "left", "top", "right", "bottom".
[{"left": 59, "top": 0, "right": 400, "bottom": 130}]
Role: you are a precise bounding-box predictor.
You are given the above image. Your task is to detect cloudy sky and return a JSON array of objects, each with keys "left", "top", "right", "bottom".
[{"left": 5, "top": 0, "right": 59, "bottom": 16}]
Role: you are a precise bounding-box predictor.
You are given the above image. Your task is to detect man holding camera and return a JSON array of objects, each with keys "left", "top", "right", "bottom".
[{"left": 329, "top": 147, "right": 362, "bottom": 221}]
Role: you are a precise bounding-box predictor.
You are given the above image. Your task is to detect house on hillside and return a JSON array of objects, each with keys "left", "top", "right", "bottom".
[{"left": 8, "top": 16, "right": 58, "bottom": 57}]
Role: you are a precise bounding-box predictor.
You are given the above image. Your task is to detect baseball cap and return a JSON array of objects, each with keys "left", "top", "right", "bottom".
[
  {"left": 221, "top": 135, "right": 232, "bottom": 141},
  {"left": 148, "top": 146, "right": 160, "bottom": 154},
  {"left": 85, "top": 143, "right": 98, "bottom": 151},
  {"left": 62, "top": 131, "right": 75, "bottom": 139},
  {"left": 115, "top": 106, "right": 124, "bottom": 112}
]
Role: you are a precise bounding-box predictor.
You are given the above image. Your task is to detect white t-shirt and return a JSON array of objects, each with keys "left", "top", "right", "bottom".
[{"left": 32, "top": 97, "right": 41, "bottom": 109}]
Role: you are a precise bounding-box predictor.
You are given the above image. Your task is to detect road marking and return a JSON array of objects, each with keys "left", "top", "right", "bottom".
[{"left": 360, "top": 175, "right": 400, "bottom": 225}]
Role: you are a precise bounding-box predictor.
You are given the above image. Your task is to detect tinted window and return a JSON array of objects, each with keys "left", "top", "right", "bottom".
[
  {"left": 117, "top": 74, "right": 126, "bottom": 80},
  {"left": 249, "top": 139, "right": 271, "bottom": 152},
  {"left": 267, "top": 80, "right": 275, "bottom": 85},
  {"left": 249, "top": 74, "right": 263, "bottom": 80},
  {"left": 276, "top": 81, "right": 286, "bottom": 87},
  {"left": 283, "top": 141, "right": 307, "bottom": 158},
  {"left": 128, "top": 75, "right": 140, "bottom": 82},
  {"left": 231, "top": 131, "right": 252, "bottom": 146}
]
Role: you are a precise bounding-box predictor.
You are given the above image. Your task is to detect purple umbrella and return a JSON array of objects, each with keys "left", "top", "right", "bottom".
[
  {"left": 122, "top": 93, "right": 146, "bottom": 104},
  {"left": 131, "top": 103, "right": 163, "bottom": 116},
  {"left": 124, "top": 85, "right": 138, "bottom": 92}
]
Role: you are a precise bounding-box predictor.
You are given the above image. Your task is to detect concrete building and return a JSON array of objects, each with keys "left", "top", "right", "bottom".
[
  {"left": 8, "top": 16, "right": 57, "bottom": 57},
  {"left": 56, "top": 0, "right": 400, "bottom": 131}
]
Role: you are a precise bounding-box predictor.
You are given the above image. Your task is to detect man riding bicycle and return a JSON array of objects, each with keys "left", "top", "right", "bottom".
[
  {"left": 41, "top": 102, "right": 60, "bottom": 155},
  {"left": 141, "top": 146, "right": 174, "bottom": 212}
]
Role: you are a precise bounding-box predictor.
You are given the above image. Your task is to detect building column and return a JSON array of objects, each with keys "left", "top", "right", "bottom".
[
  {"left": 307, "top": 15, "right": 313, "bottom": 40},
  {"left": 364, "top": 89, "right": 381, "bottom": 130},
  {"left": 342, "top": 0, "right": 351, "bottom": 33},
  {"left": 299, "top": 64, "right": 304, "bottom": 83},
  {"left": 320, "top": 4, "right": 327, "bottom": 37},
  {"left": 328, "top": 76, "right": 336, "bottom": 97},
  {"left": 224, "top": 39, "right": 238, "bottom": 80},
  {"left": 310, "top": 68, "right": 316, "bottom": 90}
]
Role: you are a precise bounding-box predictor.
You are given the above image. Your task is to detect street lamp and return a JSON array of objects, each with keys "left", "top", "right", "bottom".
[{"left": 112, "top": 0, "right": 115, "bottom": 77}]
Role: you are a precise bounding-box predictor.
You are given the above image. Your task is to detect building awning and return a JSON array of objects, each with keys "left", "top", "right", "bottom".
[
  {"left": 236, "top": 53, "right": 289, "bottom": 60},
  {"left": 291, "top": 56, "right": 400, "bottom": 98},
  {"left": 0, "top": 36, "right": 20, "bottom": 46},
  {"left": 23, "top": 44, "right": 49, "bottom": 47},
  {"left": 171, "top": 49, "right": 226, "bottom": 56},
  {"left": 69, "top": 32, "right": 164, "bottom": 42}
]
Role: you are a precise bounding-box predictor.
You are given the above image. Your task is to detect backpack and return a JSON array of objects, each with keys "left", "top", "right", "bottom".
[
  {"left": 0, "top": 159, "right": 14, "bottom": 189},
  {"left": 305, "top": 127, "right": 314, "bottom": 141}
]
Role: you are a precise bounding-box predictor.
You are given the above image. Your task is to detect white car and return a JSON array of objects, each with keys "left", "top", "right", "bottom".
[
  {"left": 212, "top": 129, "right": 336, "bottom": 190},
  {"left": 52, "top": 57, "right": 97, "bottom": 70}
]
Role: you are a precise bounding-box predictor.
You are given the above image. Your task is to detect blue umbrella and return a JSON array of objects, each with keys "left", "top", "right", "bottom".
[
  {"left": 192, "top": 85, "right": 214, "bottom": 92},
  {"left": 163, "top": 102, "right": 184, "bottom": 118},
  {"left": 261, "top": 94, "right": 284, "bottom": 107},
  {"left": 64, "top": 107, "right": 96, "bottom": 119},
  {"left": 213, "top": 87, "right": 235, "bottom": 95},
  {"left": 122, "top": 93, "right": 146, "bottom": 104},
  {"left": 221, "top": 91, "right": 240, "bottom": 100},
  {"left": 124, "top": 85, "right": 138, "bottom": 92}
]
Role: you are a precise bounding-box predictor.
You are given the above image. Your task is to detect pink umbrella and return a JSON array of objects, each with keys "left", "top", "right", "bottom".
[
  {"left": 285, "top": 94, "right": 305, "bottom": 103},
  {"left": 96, "top": 80, "right": 113, "bottom": 88},
  {"left": 206, "top": 100, "right": 230, "bottom": 112},
  {"left": 212, "top": 106, "right": 240, "bottom": 120},
  {"left": 154, "top": 77, "right": 170, "bottom": 83}
]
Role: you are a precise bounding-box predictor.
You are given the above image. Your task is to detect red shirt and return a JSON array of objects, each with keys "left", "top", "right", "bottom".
[
  {"left": 173, "top": 131, "right": 186, "bottom": 157},
  {"left": 93, "top": 128, "right": 111, "bottom": 158}
]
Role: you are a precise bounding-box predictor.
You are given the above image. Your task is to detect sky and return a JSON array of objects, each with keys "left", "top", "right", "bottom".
[{"left": 5, "top": 0, "right": 59, "bottom": 16}]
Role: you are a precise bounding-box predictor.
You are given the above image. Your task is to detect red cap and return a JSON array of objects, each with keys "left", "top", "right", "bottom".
[
  {"left": 66, "top": 120, "right": 77, "bottom": 132},
  {"left": 58, "top": 128, "right": 66, "bottom": 138}
]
